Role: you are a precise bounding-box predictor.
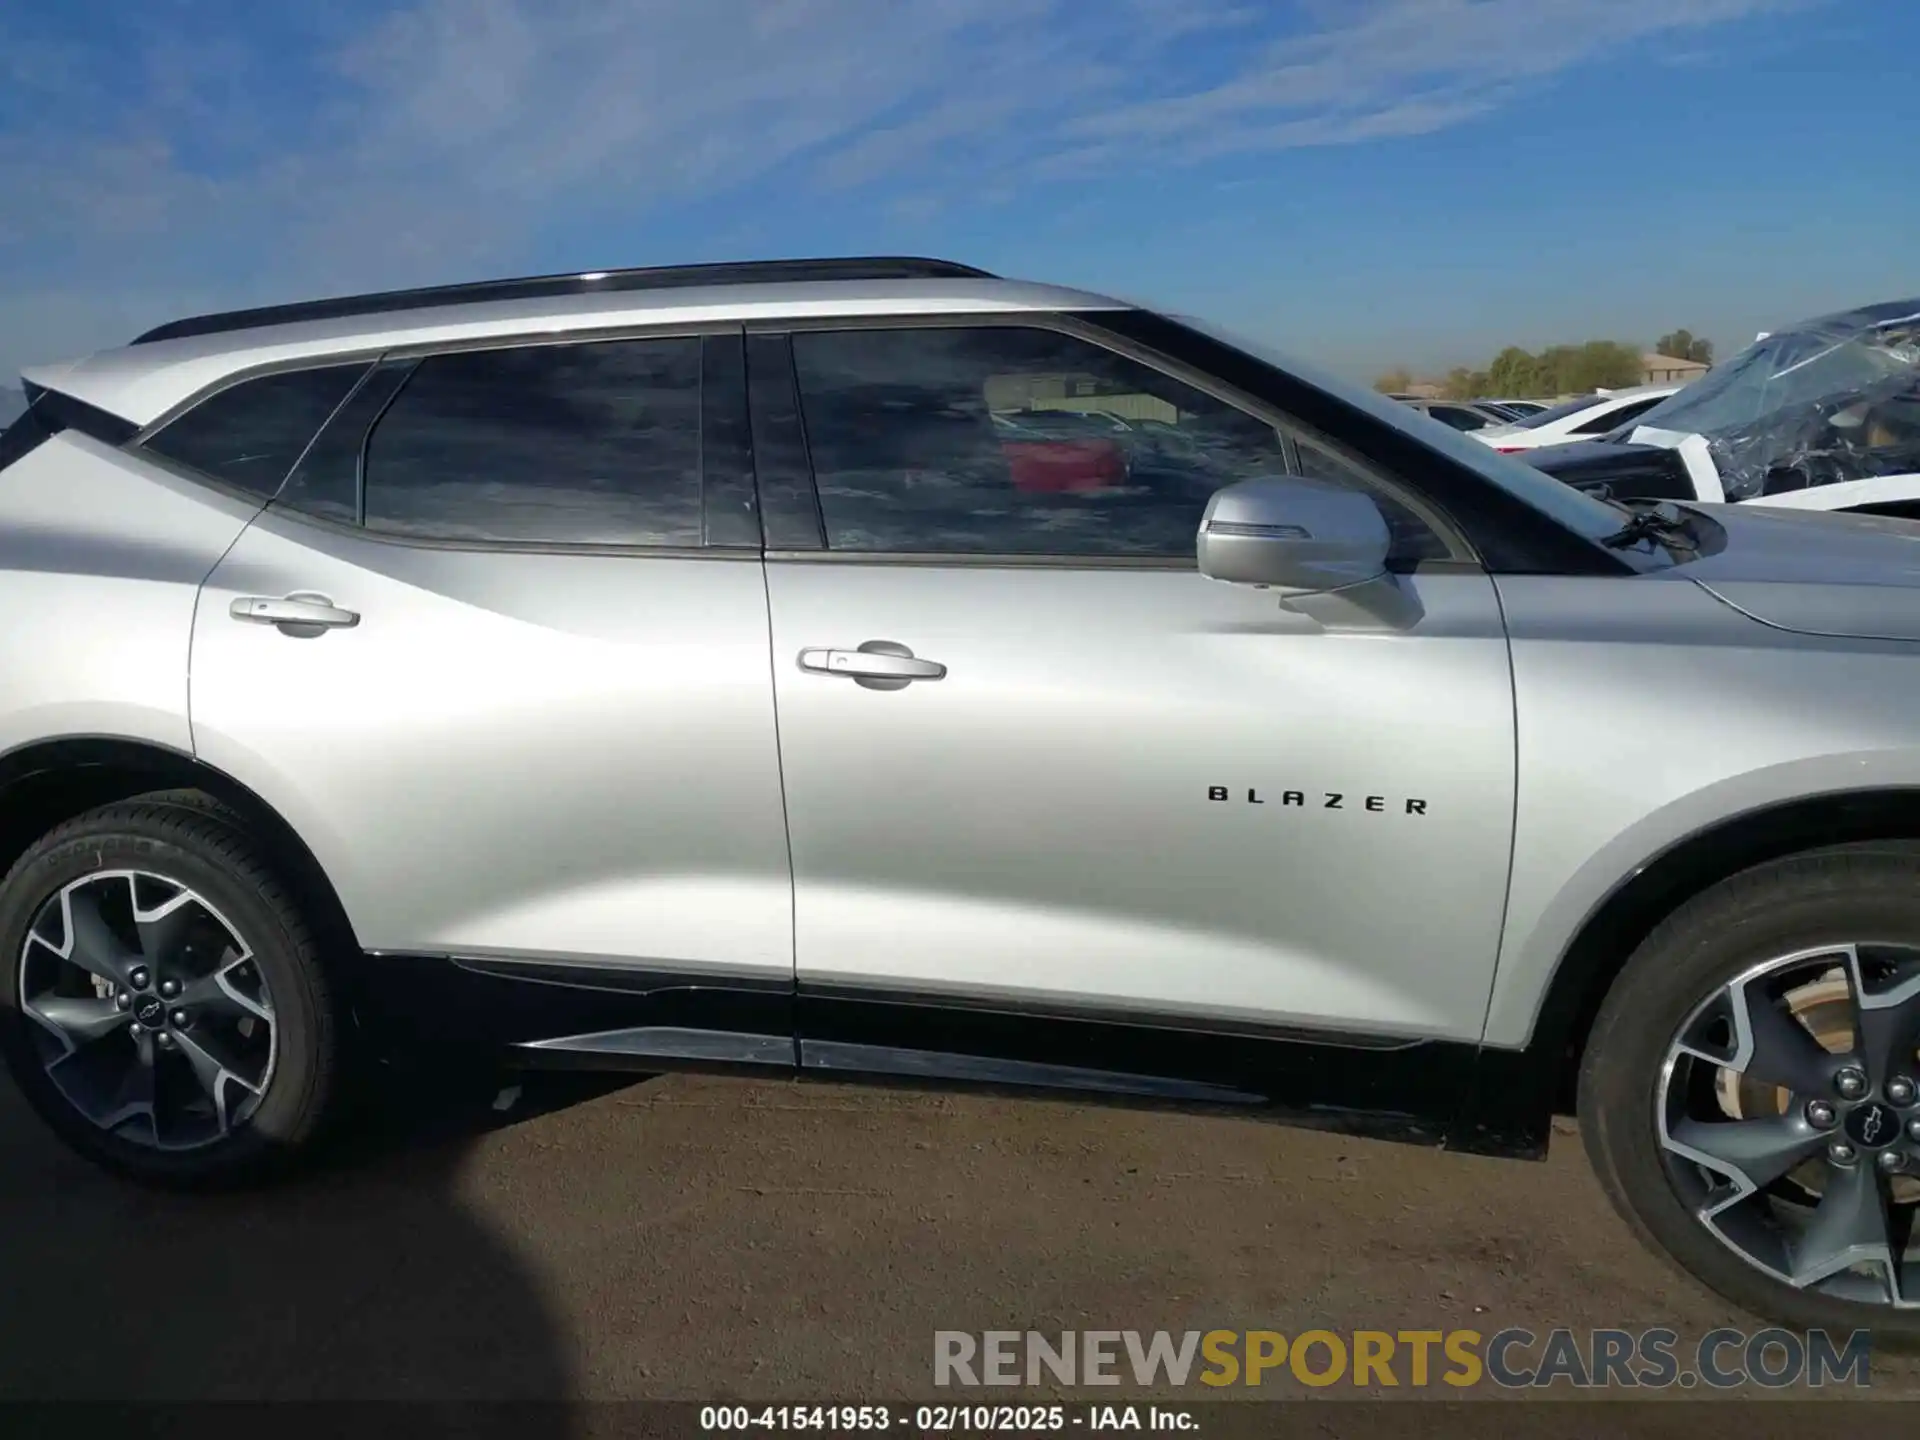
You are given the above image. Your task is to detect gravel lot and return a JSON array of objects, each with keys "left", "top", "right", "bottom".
[{"left": 3, "top": 1062, "right": 1917, "bottom": 1419}]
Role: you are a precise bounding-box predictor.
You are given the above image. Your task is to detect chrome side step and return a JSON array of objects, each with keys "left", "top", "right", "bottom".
[{"left": 516, "top": 1026, "right": 796, "bottom": 1066}]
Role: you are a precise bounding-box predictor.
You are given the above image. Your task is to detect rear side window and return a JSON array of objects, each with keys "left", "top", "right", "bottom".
[
  {"left": 142, "top": 364, "right": 367, "bottom": 498},
  {"left": 361, "top": 337, "right": 703, "bottom": 545},
  {"left": 1424, "top": 405, "right": 1488, "bottom": 431}
]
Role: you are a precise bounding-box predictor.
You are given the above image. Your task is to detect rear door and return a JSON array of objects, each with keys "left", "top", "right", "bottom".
[
  {"left": 188, "top": 330, "right": 796, "bottom": 1053},
  {"left": 751, "top": 319, "right": 1518, "bottom": 1072}
]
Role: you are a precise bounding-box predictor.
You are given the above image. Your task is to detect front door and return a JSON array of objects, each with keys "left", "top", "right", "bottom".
[{"left": 757, "top": 321, "right": 1517, "bottom": 1060}]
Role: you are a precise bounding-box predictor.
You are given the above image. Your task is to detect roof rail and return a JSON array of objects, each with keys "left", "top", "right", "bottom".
[{"left": 130, "top": 256, "right": 998, "bottom": 346}]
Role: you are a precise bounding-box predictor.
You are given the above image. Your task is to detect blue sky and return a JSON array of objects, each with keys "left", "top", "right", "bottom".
[{"left": 0, "top": 0, "right": 1910, "bottom": 384}]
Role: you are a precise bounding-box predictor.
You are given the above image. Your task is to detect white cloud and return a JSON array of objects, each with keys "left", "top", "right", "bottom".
[{"left": 0, "top": 0, "right": 1810, "bottom": 374}]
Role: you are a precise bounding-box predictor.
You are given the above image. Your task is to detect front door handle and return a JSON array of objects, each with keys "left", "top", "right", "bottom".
[
  {"left": 798, "top": 640, "right": 946, "bottom": 689},
  {"left": 229, "top": 593, "right": 360, "bottom": 634}
]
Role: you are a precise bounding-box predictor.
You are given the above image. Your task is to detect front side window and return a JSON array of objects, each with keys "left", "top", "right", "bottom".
[
  {"left": 142, "top": 364, "right": 367, "bottom": 498},
  {"left": 361, "top": 336, "right": 703, "bottom": 545},
  {"left": 789, "top": 325, "right": 1445, "bottom": 561}
]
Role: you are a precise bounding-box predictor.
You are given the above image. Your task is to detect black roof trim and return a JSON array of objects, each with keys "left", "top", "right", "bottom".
[
  {"left": 0, "top": 381, "right": 138, "bottom": 473},
  {"left": 131, "top": 257, "right": 999, "bottom": 347}
]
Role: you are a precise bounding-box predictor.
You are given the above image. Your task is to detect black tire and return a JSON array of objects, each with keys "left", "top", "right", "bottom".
[
  {"left": 1581, "top": 842, "right": 1920, "bottom": 1338},
  {"left": 0, "top": 800, "right": 338, "bottom": 1188}
]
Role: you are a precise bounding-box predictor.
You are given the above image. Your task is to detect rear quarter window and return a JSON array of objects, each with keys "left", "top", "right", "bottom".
[{"left": 140, "top": 364, "right": 369, "bottom": 499}]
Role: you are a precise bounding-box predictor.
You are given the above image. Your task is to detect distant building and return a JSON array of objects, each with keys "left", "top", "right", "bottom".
[{"left": 1642, "top": 353, "right": 1711, "bottom": 385}]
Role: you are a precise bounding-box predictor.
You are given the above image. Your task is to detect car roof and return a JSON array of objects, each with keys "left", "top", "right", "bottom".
[
  {"left": 1789, "top": 296, "right": 1920, "bottom": 335},
  {"left": 22, "top": 258, "right": 1128, "bottom": 429},
  {"left": 1586, "top": 382, "right": 1680, "bottom": 403}
]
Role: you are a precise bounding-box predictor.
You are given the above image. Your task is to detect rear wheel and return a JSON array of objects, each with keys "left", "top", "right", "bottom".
[
  {"left": 0, "top": 800, "right": 337, "bottom": 1187},
  {"left": 1581, "top": 843, "right": 1920, "bottom": 1335}
]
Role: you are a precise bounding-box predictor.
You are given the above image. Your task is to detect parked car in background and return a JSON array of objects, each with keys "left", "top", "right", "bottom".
[
  {"left": 1467, "top": 401, "right": 1530, "bottom": 422},
  {"left": 1470, "top": 383, "right": 1682, "bottom": 454},
  {"left": 1481, "top": 398, "right": 1548, "bottom": 418},
  {"left": 1402, "top": 398, "right": 1510, "bottom": 432},
  {"left": 1527, "top": 298, "right": 1920, "bottom": 517}
]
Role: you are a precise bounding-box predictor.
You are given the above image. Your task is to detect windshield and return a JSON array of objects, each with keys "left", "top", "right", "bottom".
[
  {"left": 1627, "top": 301, "right": 1920, "bottom": 499},
  {"left": 1178, "top": 317, "right": 1627, "bottom": 541}
]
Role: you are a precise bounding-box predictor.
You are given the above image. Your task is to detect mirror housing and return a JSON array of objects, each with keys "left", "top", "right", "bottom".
[{"left": 1196, "top": 478, "right": 1392, "bottom": 593}]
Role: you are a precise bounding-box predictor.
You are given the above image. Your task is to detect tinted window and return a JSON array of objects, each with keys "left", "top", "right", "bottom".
[
  {"left": 275, "top": 360, "right": 418, "bottom": 526},
  {"left": 143, "top": 365, "right": 366, "bottom": 497},
  {"left": 1292, "top": 437, "right": 1452, "bottom": 563},
  {"left": 362, "top": 337, "right": 702, "bottom": 544},
  {"left": 1424, "top": 405, "right": 1490, "bottom": 431},
  {"left": 791, "top": 327, "right": 1298, "bottom": 558},
  {"left": 1574, "top": 395, "right": 1663, "bottom": 434}
]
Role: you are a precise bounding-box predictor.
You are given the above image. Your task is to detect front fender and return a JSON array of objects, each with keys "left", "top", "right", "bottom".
[
  {"left": 1482, "top": 572, "right": 1920, "bottom": 1049},
  {"left": 1486, "top": 756, "right": 1920, "bottom": 1050}
]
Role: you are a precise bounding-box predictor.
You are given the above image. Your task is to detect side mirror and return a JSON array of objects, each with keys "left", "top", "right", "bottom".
[{"left": 1196, "top": 478, "right": 1391, "bottom": 592}]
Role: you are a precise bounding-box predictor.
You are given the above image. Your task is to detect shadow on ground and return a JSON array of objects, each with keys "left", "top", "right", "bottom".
[{"left": 0, "top": 1054, "right": 615, "bottom": 1415}]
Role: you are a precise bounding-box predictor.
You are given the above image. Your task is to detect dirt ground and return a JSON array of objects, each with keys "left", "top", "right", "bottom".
[{"left": 2, "top": 1063, "right": 1917, "bottom": 1416}]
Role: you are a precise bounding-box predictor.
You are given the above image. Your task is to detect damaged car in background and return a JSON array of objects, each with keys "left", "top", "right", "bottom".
[{"left": 1526, "top": 299, "right": 1920, "bottom": 519}]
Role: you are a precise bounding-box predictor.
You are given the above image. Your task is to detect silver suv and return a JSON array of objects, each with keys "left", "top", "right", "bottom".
[{"left": 7, "top": 256, "right": 1920, "bottom": 1334}]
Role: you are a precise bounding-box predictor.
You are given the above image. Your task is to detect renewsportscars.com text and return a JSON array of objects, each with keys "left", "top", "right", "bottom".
[{"left": 933, "top": 1328, "right": 1873, "bottom": 1390}]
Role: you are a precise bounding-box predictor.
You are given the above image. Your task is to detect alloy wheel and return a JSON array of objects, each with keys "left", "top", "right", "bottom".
[
  {"left": 1658, "top": 942, "right": 1920, "bottom": 1307},
  {"left": 18, "top": 870, "right": 276, "bottom": 1150}
]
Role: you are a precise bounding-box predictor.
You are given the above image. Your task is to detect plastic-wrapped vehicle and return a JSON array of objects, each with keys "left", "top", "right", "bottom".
[{"left": 1528, "top": 299, "right": 1920, "bottom": 519}]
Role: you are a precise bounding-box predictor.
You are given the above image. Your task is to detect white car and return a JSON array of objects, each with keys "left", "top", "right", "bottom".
[
  {"left": 1525, "top": 299, "right": 1920, "bottom": 516},
  {"left": 1470, "top": 383, "right": 1682, "bottom": 454}
]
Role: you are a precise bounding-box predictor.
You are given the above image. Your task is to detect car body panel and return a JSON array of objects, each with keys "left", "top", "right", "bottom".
[
  {"left": 1723, "top": 471, "right": 1920, "bottom": 514},
  {"left": 190, "top": 505, "right": 795, "bottom": 979},
  {"left": 1484, "top": 571, "right": 1920, "bottom": 1046},
  {"left": 1670, "top": 503, "right": 1920, "bottom": 642},
  {"left": 0, "top": 433, "right": 255, "bottom": 757},
  {"left": 763, "top": 560, "right": 1518, "bottom": 1042}
]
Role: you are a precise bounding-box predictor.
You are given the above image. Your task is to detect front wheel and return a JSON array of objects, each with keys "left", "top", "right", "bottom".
[
  {"left": 0, "top": 800, "right": 338, "bottom": 1187},
  {"left": 1581, "top": 843, "right": 1920, "bottom": 1336}
]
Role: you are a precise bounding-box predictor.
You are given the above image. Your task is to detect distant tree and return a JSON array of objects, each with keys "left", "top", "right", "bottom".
[
  {"left": 1373, "top": 367, "right": 1414, "bottom": 394},
  {"left": 1485, "top": 346, "right": 1547, "bottom": 398},
  {"left": 1441, "top": 337, "right": 1649, "bottom": 401},
  {"left": 1656, "top": 329, "right": 1714, "bottom": 365},
  {"left": 1529, "top": 340, "right": 1643, "bottom": 393},
  {"left": 1576, "top": 340, "right": 1647, "bottom": 390}
]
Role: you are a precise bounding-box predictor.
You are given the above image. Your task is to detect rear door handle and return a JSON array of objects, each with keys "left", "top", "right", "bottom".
[
  {"left": 229, "top": 593, "right": 360, "bottom": 632},
  {"left": 798, "top": 641, "right": 946, "bottom": 686}
]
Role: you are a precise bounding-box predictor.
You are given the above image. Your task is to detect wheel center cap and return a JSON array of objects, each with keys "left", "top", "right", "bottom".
[
  {"left": 133, "top": 995, "right": 167, "bottom": 1029},
  {"left": 1846, "top": 1101, "right": 1899, "bottom": 1149}
]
